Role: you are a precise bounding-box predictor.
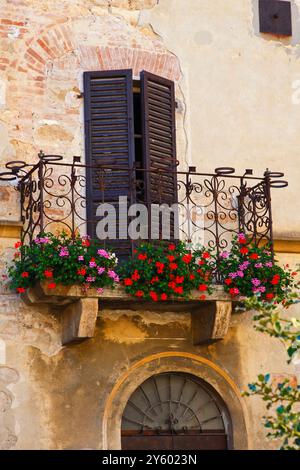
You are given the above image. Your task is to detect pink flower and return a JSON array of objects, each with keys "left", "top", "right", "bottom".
[
  {"left": 59, "top": 247, "right": 69, "bottom": 257},
  {"left": 264, "top": 250, "right": 271, "bottom": 256},
  {"left": 97, "top": 267, "right": 105, "bottom": 275},
  {"left": 237, "top": 271, "right": 244, "bottom": 278},
  {"left": 251, "top": 278, "right": 261, "bottom": 287},
  {"left": 220, "top": 251, "right": 229, "bottom": 258},
  {"left": 89, "top": 261, "right": 97, "bottom": 268},
  {"left": 97, "top": 249, "right": 109, "bottom": 259},
  {"left": 108, "top": 270, "right": 119, "bottom": 282},
  {"left": 229, "top": 272, "right": 238, "bottom": 278},
  {"left": 239, "top": 261, "right": 250, "bottom": 270},
  {"left": 78, "top": 255, "right": 84, "bottom": 261},
  {"left": 86, "top": 276, "right": 95, "bottom": 283},
  {"left": 265, "top": 262, "right": 273, "bottom": 268},
  {"left": 34, "top": 237, "right": 50, "bottom": 244},
  {"left": 252, "top": 286, "right": 266, "bottom": 294},
  {"left": 255, "top": 263, "right": 263, "bottom": 268}
]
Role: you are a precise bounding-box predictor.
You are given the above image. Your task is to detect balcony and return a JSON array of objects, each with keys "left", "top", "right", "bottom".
[
  {"left": 0, "top": 153, "right": 288, "bottom": 344},
  {"left": 1, "top": 153, "right": 288, "bottom": 257}
]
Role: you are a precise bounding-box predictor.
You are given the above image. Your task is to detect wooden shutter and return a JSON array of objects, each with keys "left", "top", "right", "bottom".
[
  {"left": 84, "top": 70, "right": 135, "bottom": 256},
  {"left": 141, "top": 71, "right": 178, "bottom": 239}
]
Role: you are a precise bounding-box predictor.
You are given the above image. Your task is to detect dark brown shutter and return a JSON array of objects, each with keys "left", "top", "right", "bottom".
[
  {"left": 141, "top": 71, "right": 178, "bottom": 240},
  {"left": 84, "top": 70, "right": 135, "bottom": 256}
]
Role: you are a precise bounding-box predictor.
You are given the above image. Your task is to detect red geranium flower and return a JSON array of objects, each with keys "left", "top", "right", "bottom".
[
  {"left": 199, "top": 284, "right": 208, "bottom": 291},
  {"left": 182, "top": 253, "right": 192, "bottom": 264},
  {"left": 150, "top": 291, "right": 158, "bottom": 301},
  {"left": 238, "top": 235, "right": 247, "bottom": 244},
  {"left": 161, "top": 293, "right": 168, "bottom": 301},
  {"left": 266, "top": 293, "right": 274, "bottom": 300},
  {"left": 199, "top": 295, "right": 206, "bottom": 301},
  {"left": 138, "top": 254, "right": 147, "bottom": 261},
  {"left": 175, "top": 276, "right": 184, "bottom": 284},
  {"left": 21, "top": 271, "right": 29, "bottom": 278},
  {"left": 292, "top": 272, "right": 298, "bottom": 276},
  {"left": 44, "top": 270, "right": 53, "bottom": 278},
  {"left": 156, "top": 262, "right": 165, "bottom": 274},
  {"left": 47, "top": 282, "right": 56, "bottom": 289},
  {"left": 229, "top": 287, "right": 239, "bottom": 296},
  {"left": 77, "top": 268, "right": 86, "bottom": 276},
  {"left": 124, "top": 278, "right": 133, "bottom": 286},
  {"left": 151, "top": 276, "right": 159, "bottom": 283},
  {"left": 17, "top": 287, "right": 25, "bottom": 293},
  {"left": 168, "top": 255, "right": 175, "bottom": 262},
  {"left": 168, "top": 281, "right": 176, "bottom": 289},
  {"left": 135, "top": 290, "right": 144, "bottom": 297},
  {"left": 249, "top": 253, "right": 259, "bottom": 260},
  {"left": 15, "top": 241, "right": 22, "bottom": 249},
  {"left": 82, "top": 239, "right": 90, "bottom": 247},
  {"left": 198, "top": 260, "right": 205, "bottom": 266},
  {"left": 169, "top": 263, "right": 178, "bottom": 271},
  {"left": 224, "top": 278, "right": 232, "bottom": 285},
  {"left": 202, "top": 252, "right": 210, "bottom": 259},
  {"left": 132, "top": 270, "right": 140, "bottom": 281},
  {"left": 174, "top": 286, "right": 183, "bottom": 295},
  {"left": 190, "top": 274, "right": 195, "bottom": 280},
  {"left": 168, "top": 244, "right": 176, "bottom": 251},
  {"left": 271, "top": 274, "right": 280, "bottom": 285},
  {"left": 240, "top": 247, "right": 249, "bottom": 255}
]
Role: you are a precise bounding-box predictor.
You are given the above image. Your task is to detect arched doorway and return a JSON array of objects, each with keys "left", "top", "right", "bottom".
[{"left": 121, "top": 372, "right": 232, "bottom": 450}]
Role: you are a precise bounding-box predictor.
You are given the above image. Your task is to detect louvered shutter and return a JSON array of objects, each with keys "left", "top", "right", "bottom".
[
  {"left": 84, "top": 70, "right": 135, "bottom": 257},
  {"left": 141, "top": 71, "right": 178, "bottom": 240}
]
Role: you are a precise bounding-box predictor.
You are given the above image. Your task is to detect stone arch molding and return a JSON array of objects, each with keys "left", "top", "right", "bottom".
[{"left": 102, "top": 352, "right": 250, "bottom": 450}]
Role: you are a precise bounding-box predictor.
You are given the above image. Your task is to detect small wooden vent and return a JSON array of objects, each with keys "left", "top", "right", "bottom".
[{"left": 259, "top": 0, "right": 292, "bottom": 36}]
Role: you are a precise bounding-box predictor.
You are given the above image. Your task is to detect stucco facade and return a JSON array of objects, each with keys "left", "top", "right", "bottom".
[{"left": 0, "top": 0, "right": 299, "bottom": 450}]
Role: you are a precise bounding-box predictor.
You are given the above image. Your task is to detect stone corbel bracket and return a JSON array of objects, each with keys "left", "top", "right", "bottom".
[
  {"left": 22, "top": 283, "right": 99, "bottom": 345},
  {"left": 191, "top": 301, "right": 232, "bottom": 345},
  {"left": 22, "top": 283, "right": 233, "bottom": 346}
]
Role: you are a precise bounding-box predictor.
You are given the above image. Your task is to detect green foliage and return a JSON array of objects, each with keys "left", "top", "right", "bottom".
[
  {"left": 119, "top": 241, "right": 213, "bottom": 301},
  {"left": 6, "top": 232, "right": 119, "bottom": 293},
  {"left": 244, "top": 375, "right": 300, "bottom": 450}
]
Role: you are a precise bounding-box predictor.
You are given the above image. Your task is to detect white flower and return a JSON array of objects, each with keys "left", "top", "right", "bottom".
[{"left": 109, "top": 253, "right": 118, "bottom": 265}]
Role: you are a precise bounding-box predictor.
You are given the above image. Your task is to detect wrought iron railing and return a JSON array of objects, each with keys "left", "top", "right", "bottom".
[{"left": 0, "top": 153, "right": 288, "bottom": 270}]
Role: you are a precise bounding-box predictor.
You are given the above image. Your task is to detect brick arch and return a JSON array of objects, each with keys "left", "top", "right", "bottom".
[
  {"left": 8, "top": 20, "right": 181, "bottom": 100},
  {"left": 76, "top": 45, "right": 181, "bottom": 81}
]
